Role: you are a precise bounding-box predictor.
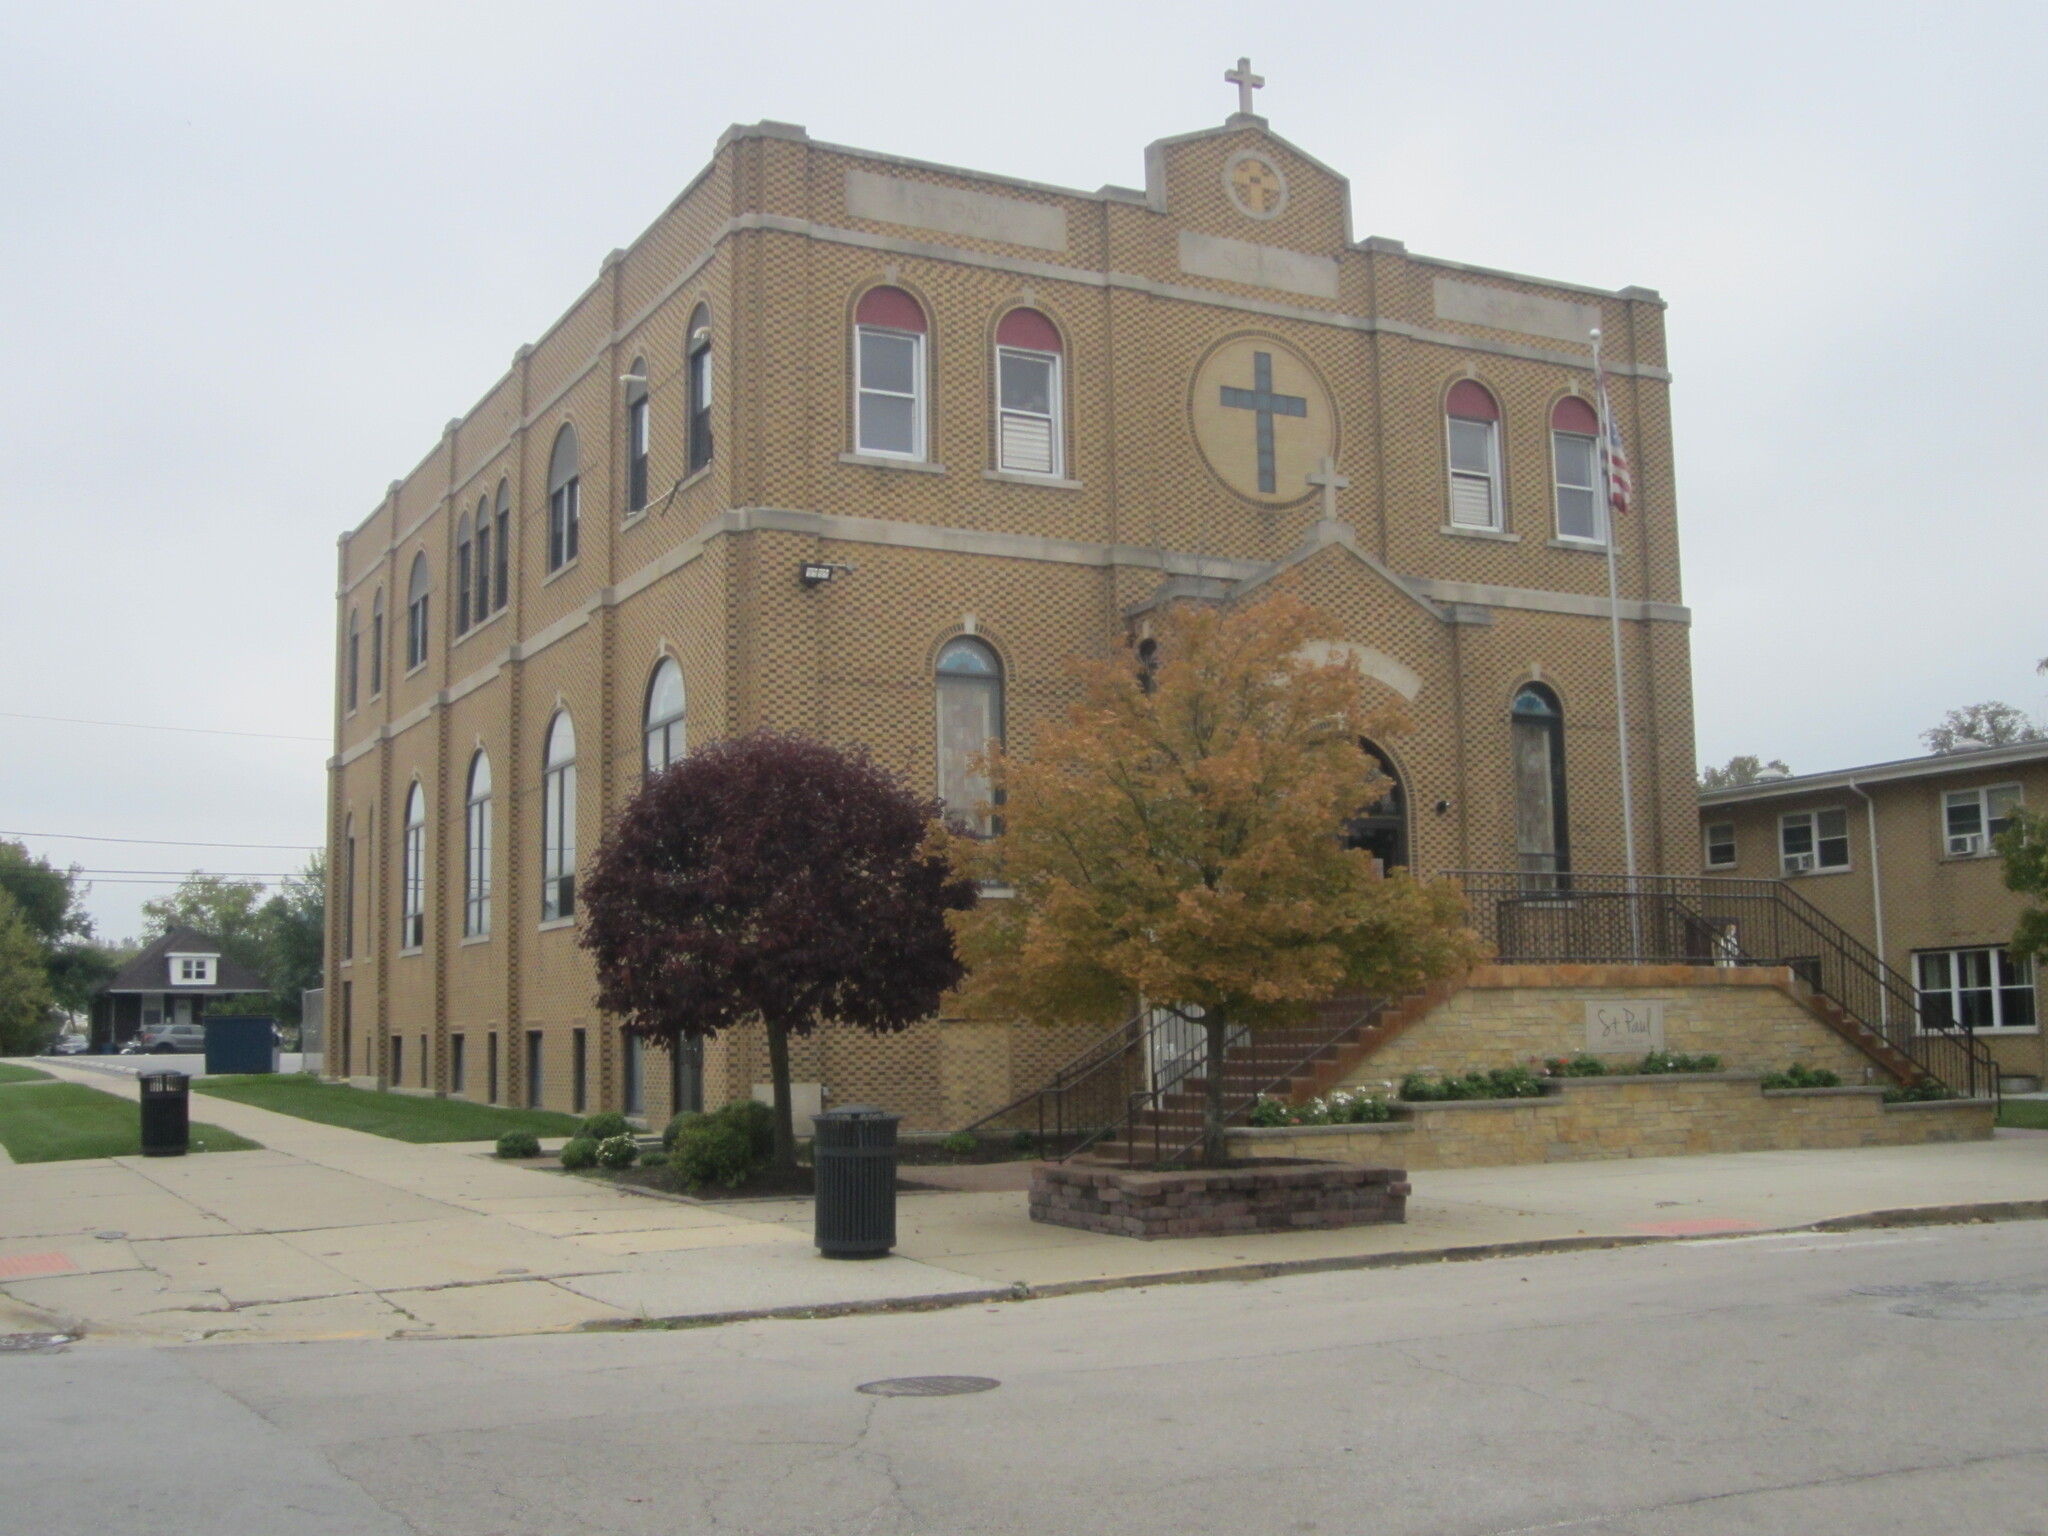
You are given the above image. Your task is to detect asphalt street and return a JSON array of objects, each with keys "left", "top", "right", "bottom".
[{"left": 10, "top": 1220, "right": 2048, "bottom": 1535}]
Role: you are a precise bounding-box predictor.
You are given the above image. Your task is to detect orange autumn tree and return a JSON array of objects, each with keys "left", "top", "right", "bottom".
[{"left": 950, "top": 593, "right": 1484, "bottom": 1166}]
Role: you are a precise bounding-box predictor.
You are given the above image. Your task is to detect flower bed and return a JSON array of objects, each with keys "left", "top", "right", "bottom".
[{"left": 1029, "top": 1158, "right": 1408, "bottom": 1240}]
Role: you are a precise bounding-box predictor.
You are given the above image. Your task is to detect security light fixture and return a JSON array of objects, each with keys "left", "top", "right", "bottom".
[{"left": 801, "top": 563, "right": 837, "bottom": 588}]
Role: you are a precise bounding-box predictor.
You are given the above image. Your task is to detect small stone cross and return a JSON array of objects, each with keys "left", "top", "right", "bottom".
[
  {"left": 1307, "top": 457, "right": 1350, "bottom": 521},
  {"left": 1225, "top": 57, "right": 1265, "bottom": 117}
]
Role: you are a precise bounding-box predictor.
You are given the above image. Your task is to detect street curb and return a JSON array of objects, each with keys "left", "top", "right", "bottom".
[{"left": 571, "top": 1198, "right": 2048, "bottom": 1336}]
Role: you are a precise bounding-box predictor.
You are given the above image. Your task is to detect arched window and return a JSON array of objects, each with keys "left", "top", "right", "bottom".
[
  {"left": 401, "top": 782, "right": 426, "bottom": 949},
  {"left": 1550, "top": 396, "right": 1602, "bottom": 544},
  {"left": 346, "top": 609, "right": 360, "bottom": 712},
  {"left": 625, "top": 356, "right": 650, "bottom": 514},
  {"left": 370, "top": 590, "right": 385, "bottom": 696},
  {"left": 1446, "top": 380, "right": 1502, "bottom": 531},
  {"left": 644, "top": 658, "right": 686, "bottom": 778},
  {"left": 1511, "top": 685, "right": 1569, "bottom": 887},
  {"left": 542, "top": 711, "right": 577, "bottom": 921},
  {"left": 470, "top": 495, "right": 492, "bottom": 620},
  {"left": 1344, "top": 742, "right": 1409, "bottom": 871},
  {"left": 547, "top": 425, "right": 580, "bottom": 572},
  {"left": 464, "top": 750, "right": 492, "bottom": 938},
  {"left": 995, "top": 308, "right": 1063, "bottom": 477},
  {"left": 686, "top": 305, "right": 714, "bottom": 474},
  {"left": 1136, "top": 636, "right": 1160, "bottom": 694},
  {"left": 936, "top": 637, "right": 1003, "bottom": 834},
  {"left": 854, "top": 286, "right": 927, "bottom": 460},
  {"left": 455, "top": 511, "right": 474, "bottom": 635},
  {"left": 342, "top": 813, "right": 356, "bottom": 957},
  {"left": 405, "top": 553, "right": 430, "bottom": 672},
  {"left": 492, "top": 481, "right": 510, "bottom": 613}
]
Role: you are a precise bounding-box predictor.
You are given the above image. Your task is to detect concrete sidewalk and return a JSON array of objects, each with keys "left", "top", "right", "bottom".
[{"left": 5, "top": 1059, "right": 2048, "bottom": 1346}]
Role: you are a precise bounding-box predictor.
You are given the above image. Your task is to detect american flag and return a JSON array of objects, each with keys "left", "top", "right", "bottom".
[{"left": 1595, "top": 365, "right": 1633, "bottom": 518}]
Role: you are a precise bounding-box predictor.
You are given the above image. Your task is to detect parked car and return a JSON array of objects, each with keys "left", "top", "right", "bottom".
[
  {"left": 132, "top": 1023, "right": 207, "bottom": 1054},
  {"left": 48, "top": 1036, "right": 88, "bottom": 1055}
]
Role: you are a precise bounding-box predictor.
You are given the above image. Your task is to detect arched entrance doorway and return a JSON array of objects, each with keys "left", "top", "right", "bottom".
[{"left": 1344, "top": 742, "right": 1409, "bottom": 871}]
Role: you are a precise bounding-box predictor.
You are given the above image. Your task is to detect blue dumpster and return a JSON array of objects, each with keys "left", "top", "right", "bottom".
[{"left": 204, "top": 1016, "right": 280, "bottom": 1075}]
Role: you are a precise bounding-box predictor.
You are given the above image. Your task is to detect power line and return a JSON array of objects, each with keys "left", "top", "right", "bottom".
[
  {"left": 65, "top": 875, "right": 280, "bottom": 886},
  {"left": 73, "top": 869, "right": 303, "bottom": 878},
  {"left": 0, "top": 830, "right": 321, "bottom": 850},
  {"left": 0, "top": 710, "right": 328, "bottom": 743}
]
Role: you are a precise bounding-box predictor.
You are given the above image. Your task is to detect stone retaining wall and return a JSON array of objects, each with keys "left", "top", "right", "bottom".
[
  {"left": 1030, "top": 1160, "right": 1408, "bottom": 1239},
  {"left": 1228, "top": 1076, "right": 1995, "bottom": 1170}
]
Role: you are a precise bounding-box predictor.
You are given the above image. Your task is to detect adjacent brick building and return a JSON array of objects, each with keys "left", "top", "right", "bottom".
[
  {"left": 328, "top": 91, "right": 1695, "bottom": 1129},
  {"left": 1700, "top": 742, "right": 2048, "bottom": 1090}
]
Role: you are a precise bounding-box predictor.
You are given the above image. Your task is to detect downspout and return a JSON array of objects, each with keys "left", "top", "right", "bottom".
[{"left": 1848, "top": 779, "right": 1888, "bottom": 1030}]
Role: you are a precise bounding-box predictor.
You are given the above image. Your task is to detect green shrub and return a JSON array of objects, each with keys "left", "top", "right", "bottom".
[
  {"left": 939, "top": 1130, "right": 978, "bottom": 1156},
  {"left": 595, "top": 1133, "right": 640, "bottom": 1169},
  {"left": 1401, "top": 1068, "right": 1544, "bottom": 1102},
  {"left": 495, "top": 1131, "right": 542, "bottom": 1159},
  {"left": 662, "top": 1111, "right": 702, "bottom": 1153},
  {"left": 1543, "top": 1054, "right": 1610, "bottom": 1078},
  {"left": 711, "top": 1097, "right": 779, "bottom": 1159},
  {"left": 1762, "top": 1063, "right": 1843, "bottom": 1090},
  {"left": 558, "top": 1136, "right": 599, "bottom": 1170},
  {"left": 1884, "top": 1081, "right": 1957, "bottom": 1103},
  {"left": 669, "top": 1118, "right": 759, "bottom": 1191},
  {"left": 1010, "top": 1129, "right": 1037, "bottom": 1153},
  {"left": 580, "top": 1111, "right": 633, "bottom": 1141},
  {"left": 1638, "top": 1050, "right": 1722, "bottom": 1075}
]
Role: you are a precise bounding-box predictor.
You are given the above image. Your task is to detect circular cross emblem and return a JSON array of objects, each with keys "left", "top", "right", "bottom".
[
  {"left": 1189, "top": 335, "right": 1335, "bottom": 506},
  {"left": 1225, "top": 152, "right": 1288, "bottom": 220}
]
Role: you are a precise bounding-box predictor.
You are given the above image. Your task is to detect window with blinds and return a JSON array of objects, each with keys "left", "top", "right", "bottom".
[{"left": 997, "top": 347, "right": 1060, "bottom": 476}]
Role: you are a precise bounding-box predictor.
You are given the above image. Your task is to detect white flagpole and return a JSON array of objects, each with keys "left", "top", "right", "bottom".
[{"left": 1591, "top": 328, "right": 1641, "bottom": 958}]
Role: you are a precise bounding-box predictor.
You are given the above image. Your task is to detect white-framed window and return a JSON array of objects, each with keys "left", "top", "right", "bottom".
[
  {"left": 464, "top": 750, "right": 492, "bottom": 938},
  {"left": 1445, "top": 379, "right": 1502, "bottom": 531},
  {"left": 542, "top": 712, "right": 577, "bottom": 921},
  {"left": 644, "top": 658, "right": 685, "bottom": 779},
  {"left": 401, "top": 782, "right": 426, "bottom": 949},
  {"left": 854, "top": 286, "right": 927, "bottom": 460},
  {"left": 346, "top": 609, "right": 360, "bottom": 712},
  {"left": 547, "top": 425, "right": 580, "bottom": 572},
  {"left": 370, "top": 589, "right": 385, "bottom": 696},
  {"left": 405, "top": 552, "right": 430, "bottom": 671},
  {"left": 1943, "top": 784, "right": 2022, "bottom": 858},
  {"left": 625, "top": 356, "right": 649, "bottom": 514},
  {"left": 1705, "top": 821, "right": 1736, "bottom": 869},
  {"left": 1916, "top": 947, "right": 2037, "bottom": 1033},
  {"left": 1550, "top": 396, "right": 1603, "bottom": 543},
  {"left": 994, "top": 308, "right": 1063, "bottom": 477},
  {"left": 455, "top": 512, "right": 475, "bottom": 635},
  {"left": 169, "top": 954, "right": 216, "bottom": 986},
  {"left": 936, "top": 637, "right": 1003, "bottom": 835},
  {"left": 686, "top": 304, "right": 713, "bottom": 473},
  {"left": 1779, "top": 807, "right": 1849, "bottom": 874},
  {"left": 490, "top": 481, "right": 510, "bottom": 615}
]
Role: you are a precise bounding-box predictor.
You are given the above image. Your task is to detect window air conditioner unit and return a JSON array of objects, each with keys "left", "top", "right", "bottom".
[
  {"left": 1948, "top": 833, "right": 1982, "bottom": 857},
  {"left": 1784, "top": 853, "right": 1816, "bottom": 874}
]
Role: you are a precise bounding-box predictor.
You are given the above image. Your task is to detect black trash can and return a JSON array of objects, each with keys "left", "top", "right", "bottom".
[
  {"left": 812, "top": 1105, "right": 900, "bottom": 1259},
  {"left": 139, "top": 1072, "right": 190, "bottom": 1157}
]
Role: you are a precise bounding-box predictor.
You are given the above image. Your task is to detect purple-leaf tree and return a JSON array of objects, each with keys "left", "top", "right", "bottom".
[{"left": 579, "top": 731, "right": 978, "bottom": 1170}]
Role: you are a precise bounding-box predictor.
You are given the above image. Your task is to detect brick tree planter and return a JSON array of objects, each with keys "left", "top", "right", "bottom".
[{"left": 1029, "top": 1159, "right": 1408, "bottom": 1240}]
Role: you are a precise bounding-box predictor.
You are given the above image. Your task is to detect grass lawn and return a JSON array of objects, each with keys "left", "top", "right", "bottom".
[
  {"left": 0, "top": 1062, "right": 54, "bottom": 1085},
  {"left": 195, "top": 1074, "right": 583, "bottom": 1142},
  {"left": 0, "top": 1082, "right": 261, "bottom": 1163},
  {"left": 1997, "top": 1098, "right": 2048, "bottom": 1130}
]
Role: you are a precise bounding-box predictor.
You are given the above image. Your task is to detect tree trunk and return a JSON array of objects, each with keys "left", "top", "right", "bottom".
[
  {"left": 764, "top": 1015, "right": 796, "bottom": 1171},
  {"left": 1202, "top": 1009, "right": 1229, "bottom": 1168}
]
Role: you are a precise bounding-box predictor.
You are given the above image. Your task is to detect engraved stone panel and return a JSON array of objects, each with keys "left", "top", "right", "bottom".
[
  {"left": 1178, "top": 231, "right": 1340, "bottom": 300},
  {"left": 1434, "top": 277, "right": 1600, "bottom": 346},
  {"left": 1585, "top": 999, "right": 1666, "bottom": 1055},
  {"left": 845, "top": 169, "right": 1067, "bottom": 252}
]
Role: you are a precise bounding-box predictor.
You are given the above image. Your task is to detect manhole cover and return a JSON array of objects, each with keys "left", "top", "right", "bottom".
[
  {"left": 1853, "top": 1281, "right": 2048, "bottom": 1321},
  {"left": 0, "top": 1334, "right": 75, "bottom": 1355},
  {"left": 856, "top": 1375, "right": 1000, "bottom": 1397}
]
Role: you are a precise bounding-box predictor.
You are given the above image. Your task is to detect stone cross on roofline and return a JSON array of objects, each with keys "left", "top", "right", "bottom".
[
  {"left": 1307, "top": 457, "right": 1350, "bottom": 523},
  {"left": 1225, "top": 57, "right": 1265, "bottom": 119}
]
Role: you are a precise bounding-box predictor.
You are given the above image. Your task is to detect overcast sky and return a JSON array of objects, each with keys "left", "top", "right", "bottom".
[{"left": 3, "top": 0, "right": 2042, "bottom": 943}]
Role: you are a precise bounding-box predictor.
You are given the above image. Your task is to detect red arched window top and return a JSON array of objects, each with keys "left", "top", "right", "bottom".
[
  {"left": 856, "top": 285, "right": 926, "bottom": 333},
  {"left": 996, "top": 307, "right": 1061, "bottom": 353},
  {"left": 1551, "top": 396, "right": 1598, "bottom": 434},
  {"left": 1446, "top": 380, "right": 1499, "bottom": 422}
]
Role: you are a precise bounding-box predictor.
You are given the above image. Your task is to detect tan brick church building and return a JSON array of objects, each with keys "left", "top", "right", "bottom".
[{"left": 327, "top": 76, "right": 1695, "bottom": 1130}]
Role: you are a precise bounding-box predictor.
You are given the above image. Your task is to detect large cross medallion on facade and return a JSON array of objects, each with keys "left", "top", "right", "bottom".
[{"left": 1220, "top": 351, "right": 1307, "bottom": 494}]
